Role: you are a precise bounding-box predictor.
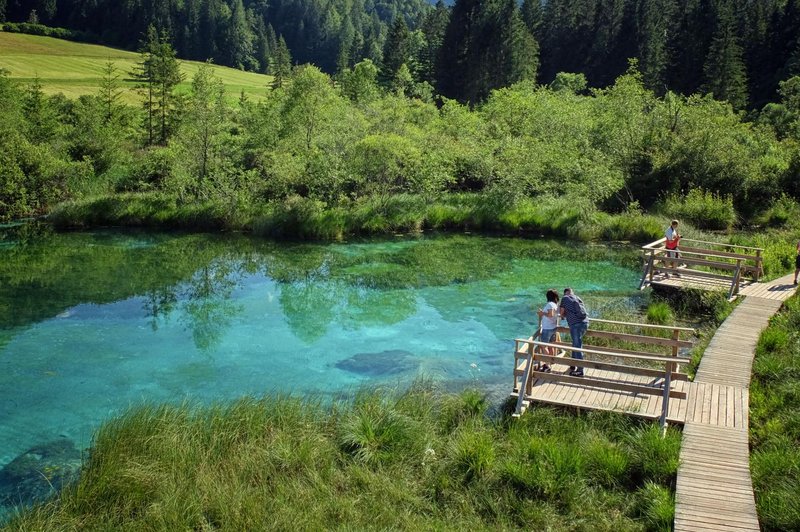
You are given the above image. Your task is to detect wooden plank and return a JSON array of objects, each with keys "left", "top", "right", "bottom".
[
  {"left": 589, "top": 317, "right": 696, "bottom": 333},
  {"left": 733, "top": 387, "right": 743, "bottom": 429},
  {"left": 563, "top": 328, "right": 695, "bottom": 349},
  {"left": 531, "top": 371, "right": 686, "bottom": 398},
  {"left": 652, "top": 265, "right": 740, "bottom": 282},
  {"left": 710, "top": 383, "right": 720, "bottom": 426},
  {"left": 517, "top": 341, "right": 692, "bottom": 363},
  {"left": 529, "top": 352, "right": 687, "bottom": 381}
]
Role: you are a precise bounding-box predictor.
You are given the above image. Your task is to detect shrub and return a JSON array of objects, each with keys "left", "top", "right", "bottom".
[
  {"left": 635, "top": 481, "right": 675, "bottom": 531},
  {"left": 646, "top": 302, "right": 674, "bottom": 325},
  {"left": 658, "top": 189, "right": 737, "bottom": 230},
  {"left": 756, "top": 195, "right": 800, "bottom": 229},
  {"left": 447, "top": 426, "right": 495, "bottom": 483}
]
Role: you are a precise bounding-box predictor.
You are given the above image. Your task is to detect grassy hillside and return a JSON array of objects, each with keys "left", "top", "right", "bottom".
[{"left": 0, "top": 32, "right": 272, "bottom": 102}]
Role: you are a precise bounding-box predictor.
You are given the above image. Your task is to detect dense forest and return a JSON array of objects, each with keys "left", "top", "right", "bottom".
[
  {"left": 2, "top": 41, "right": 800, "bottom": 250},
  {"left": 2, "top": 0, "right": 800, "bottom": 107}
]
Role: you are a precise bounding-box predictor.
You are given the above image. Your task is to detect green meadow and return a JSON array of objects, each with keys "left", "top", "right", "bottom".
[{"left": 0, "top": 32, "right": 272, "bottom": 102}]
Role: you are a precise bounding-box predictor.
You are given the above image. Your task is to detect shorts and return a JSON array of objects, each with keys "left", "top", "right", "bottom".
[
  {"left": 541, "top": 328, "right": 557, "bottom": 343},
  {"left": 796, "top": 254, "right": 800, "bottom": 269},
  {"left": 667, "top": 249, "right": 679, "bottom": 259}
]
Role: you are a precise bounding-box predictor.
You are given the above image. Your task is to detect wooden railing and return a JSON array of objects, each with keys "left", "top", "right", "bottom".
[
  {"left": 639, "top": 237, "right": 764, "bottom": 299},
  {"left": 513, "top": 319, "right": 695, "bottom": 434}
]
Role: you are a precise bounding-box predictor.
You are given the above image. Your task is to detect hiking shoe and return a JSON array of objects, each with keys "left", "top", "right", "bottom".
[
  {"left": 569, "top": 369, "right": 584, "bottom": 377},
  {"left": 540, "top": 364, "right": 551, "bottom": 373}
]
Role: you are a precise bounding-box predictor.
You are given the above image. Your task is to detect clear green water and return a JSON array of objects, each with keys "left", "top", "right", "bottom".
[{"left": 0, "top": 226, "right": 642, "bottom": 509}]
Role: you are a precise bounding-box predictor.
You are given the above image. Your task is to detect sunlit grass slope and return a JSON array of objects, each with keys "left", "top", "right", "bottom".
[{"left": 0, "top": 32, "right": 272, "bottom": 102}]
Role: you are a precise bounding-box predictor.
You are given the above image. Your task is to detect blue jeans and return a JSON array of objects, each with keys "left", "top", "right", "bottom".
[
  {"left": 540, "top": 328, "right": 557, "bottom": 343},
  {"left": 569, "top": 321, "right": 588, "bottom": 360}
]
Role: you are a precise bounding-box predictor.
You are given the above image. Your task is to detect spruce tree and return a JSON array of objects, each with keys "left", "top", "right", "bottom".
[
  {"left": 131, "top": 26, "right": 182, "bottom": 145},
  {"left": 380, "top": 18, "right": 412, "bottom": 87},
  {"left": 703, "top": 0, "right": 749, "bottom": 109},
  {"left": 98, "top": 60, "right": 124, "bottom": 125},
  {"left": 438, "top": 0, "right": 538, "bottom": 103},
  {"left": 668, "top": 0, "right": 715, "bottom": 95},
  {"left": 271, "top": 36, "right": 293, "bottom": 89},
  {"left": 418, "top": 1, "right": 449, "bottom": 85},
  {"left": 637, "top": 0, "right": 677, "bottom": 94}
]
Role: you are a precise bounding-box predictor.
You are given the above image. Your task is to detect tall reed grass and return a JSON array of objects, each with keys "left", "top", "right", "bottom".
[
  {"left": 4, "top": 385, "right": 681, "bottom": 530},
  {"left": 750, "top": 294, "right": 800, "bottom": 531},
  {"left": 48, "top": 192, "right": 667, "bottom": 243}
]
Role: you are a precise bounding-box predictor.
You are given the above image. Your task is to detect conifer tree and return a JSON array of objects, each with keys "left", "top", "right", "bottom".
[
  {"left": 381, "top": 18, "right": 412, "bottom": 86},
  {"left": 703, "top": 0, "right": 749, "bottom": 109},
  {"left": 417, "top": 1, "right": 449, "bottom": 84},
  {"left": 131, "top": 26, "right": 183, "bottom": 145},
  {"left": 637, "top": 0, "right": 676, "bottom": 94},
  {"left": 98, "top": 60, "right": 124, "bottom": 125},
  {"left": 669, "top": 0, "right": 715, "bottom": 95},
  {"left": 438, "top": 0, "right": 538, "bottom": 103},
  {"left": 271, "top": 36, "right": 293, "bottom": 89}
]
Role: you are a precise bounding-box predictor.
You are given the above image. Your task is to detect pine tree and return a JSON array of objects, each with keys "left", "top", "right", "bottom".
[
  {"left": 98, "top": 60, "right": 124, "bottom": 125},
  {"left": 225, "top": 0, "right": 255, "bottom": 70},
  {"left": 637, "top": 0, "right": 677, "bottom": 93},
  {"left": 668, "top": 0, "right": 715, "bottom": 95},
  {"left": 132, "top": 26, "right": 183, "bottom": 145},
  {"left": 703, "top": 0, "right": 749, "bottom": 109},
  {"left": 438, "top": 0, "right": 538, "bottom": 103},
  {"left": 520, "top": 0, "right": 542, "bottom": 38},
  {"left": 271, "top": 36, "right": 293, "bottom": 89},
  {"left": 418, "top": 1, "right": 449, "bottom": 85},
  {"left": 381, "top": 18, "right": 412, "bottom": 86}
]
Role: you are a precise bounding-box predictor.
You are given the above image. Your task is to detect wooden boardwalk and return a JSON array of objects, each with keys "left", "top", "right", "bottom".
[
  {"left": 511, "top": 273, "right": 797, "bottom": 530},
  {"left": 674, "top": 273, "right": 795, "bottom": 532}
]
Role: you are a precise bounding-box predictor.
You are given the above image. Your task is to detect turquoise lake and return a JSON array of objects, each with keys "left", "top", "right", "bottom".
[{"left": 0, "top": 225, "right": 644, "bottom": 511}]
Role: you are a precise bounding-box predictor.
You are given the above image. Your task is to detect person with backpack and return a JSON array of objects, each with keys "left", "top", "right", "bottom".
[{"left": 559, "top": 287, "right": 589, "bottom": 377}]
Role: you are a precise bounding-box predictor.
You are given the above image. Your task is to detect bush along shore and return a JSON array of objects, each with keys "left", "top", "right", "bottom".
[
  {"left": 750, "top": 293, "right": 800, "bottom": 531},
  {"left": 48, "top": 192, "right": 668, "bottom": 244},
  {"left": 3, "top": 386, "right": 681, "bottom": 530}
]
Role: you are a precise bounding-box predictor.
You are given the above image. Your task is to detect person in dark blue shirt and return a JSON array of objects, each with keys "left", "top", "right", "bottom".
[{"left": 559, "top": 287, "right": 589, "bottom": 377}]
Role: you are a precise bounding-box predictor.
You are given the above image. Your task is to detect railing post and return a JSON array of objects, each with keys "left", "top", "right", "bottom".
[
  {"left": 513, "top": 340, "right": 534, "bottom": 418},
  {"left": 659, "top": 328, "right": 680, "bottom": 437},
  {"left": 755, "top": 249, "right": 763, "bottom": 280},
  {"left": 729, "top": 259, "right": 742, "bottom": 300},
  {"left": 640, "top": 251, "right": 654, "bottom": 290},
  {"left": 648, "top": 250, "right": 655, "bottom": 283}
]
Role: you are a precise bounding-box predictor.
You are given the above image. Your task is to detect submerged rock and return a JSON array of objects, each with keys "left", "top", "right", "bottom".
[
  {"left": 0, "top": 439, "right": 82, "bottom": 508},
  {"left": 336, "top": 349, "right": 418, "bottom": 376}
]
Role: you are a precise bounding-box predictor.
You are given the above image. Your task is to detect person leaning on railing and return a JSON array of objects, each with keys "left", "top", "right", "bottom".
[
  {"left": 559, "top": 288, "right": 589, "bottom": 377},
  {"left": 535, "top": 288, "right": 560, "bottom": 373}
]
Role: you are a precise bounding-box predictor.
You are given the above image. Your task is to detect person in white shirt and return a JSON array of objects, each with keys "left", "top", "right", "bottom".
[{"left": 535, "top": 289, "right": 560, "bottom": 372}]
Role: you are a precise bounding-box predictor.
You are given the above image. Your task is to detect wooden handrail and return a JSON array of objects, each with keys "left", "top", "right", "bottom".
[
  {"left": 678, "top": 238, "right": 763, "bottom": 252},
  {"left": 642, "top": 237, "right": 763, "bottom": 253},
  {"left": 649, "top": 247, "right": 761, "bottom": 263},
  {"left": 516, "top": 339, "right": 691, "bottom": 364},
  {"left": 588, "top": 318, "right": 695, "bottom": 333},
  {"left": 553, "top": 327, "right": 694, "bottom": 349}
]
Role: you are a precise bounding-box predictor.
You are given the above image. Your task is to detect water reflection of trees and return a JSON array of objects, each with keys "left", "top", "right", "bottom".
[
  {"left": 0, "top": 228, "right": 642, "bottom": 350},
  {"left": 179, "top": 260, "right": 243, "bottom": 351}
]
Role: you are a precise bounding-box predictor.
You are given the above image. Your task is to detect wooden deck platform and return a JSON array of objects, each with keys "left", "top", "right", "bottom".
[
  {"left": 647, "top": 270, "right": 756, "bottom": 293},
  {"left": 510, "top": 272, "right": 797, "bottom": 530}
]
